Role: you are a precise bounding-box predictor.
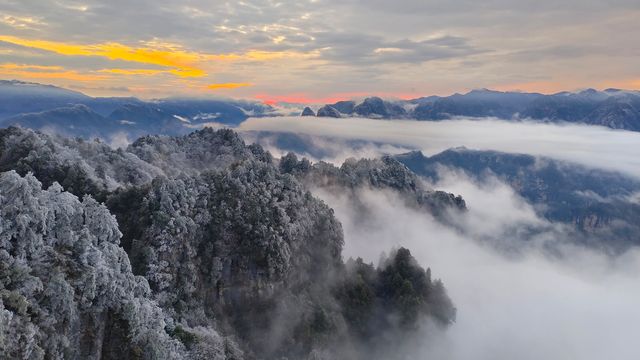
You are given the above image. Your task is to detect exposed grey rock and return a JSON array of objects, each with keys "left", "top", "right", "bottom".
[
  {"left": 329, "top": 100, "right": 356, "bottom": 115},
  {"left": 301, "top": 107, "right": 316, "bottom": 116},
  {"left": 353, "top": 97, "right": 407, "bottom": 118},
  {"left": 316, "top": 105, "right": 342, "bottom": 118}
]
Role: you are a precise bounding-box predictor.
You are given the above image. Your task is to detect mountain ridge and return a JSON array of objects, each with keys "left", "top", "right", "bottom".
[
  {"left": 3, "top": 80, "right": 640, "bottom": 134},
  {"left": 0, "top": 126, "right": 459, "bottom": 359}
]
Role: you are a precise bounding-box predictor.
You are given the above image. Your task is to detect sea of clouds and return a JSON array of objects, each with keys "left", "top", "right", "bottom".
[
  {"left": 239, "top": 116, "right": 640, "bottom": 360},
  {"left": 238, "top": 116, "right": 640, "bottom": 179}
]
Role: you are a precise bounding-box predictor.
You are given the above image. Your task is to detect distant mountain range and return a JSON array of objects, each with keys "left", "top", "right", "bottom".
[
  {"left": 309, "top": 88, "right": 640, "bottom": 131},
  {"left": 0, "top": 80, "right": 274, "bottom": 138},
  {"left": 242, "top": 130, "right": 640, "bottom": 250},
  {"left": 2, "top": 80, "right": 640, "bottom": 138},
  {"left": 393, "top": 148, "right": 640, "bottom": 248}
]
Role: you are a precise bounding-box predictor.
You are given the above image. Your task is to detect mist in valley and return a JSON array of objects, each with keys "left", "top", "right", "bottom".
[
  {"left": 239, "top": 117, "right": 640, "bottom": 179},
  {"left": 240, "top": 118, "right": 640, "bottom": 359},
  {"left": 313, "top": 174, "right": 640, "bottom": 360}
]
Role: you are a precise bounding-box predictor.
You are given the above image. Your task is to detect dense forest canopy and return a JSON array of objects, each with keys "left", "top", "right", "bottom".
[{"left": 0, "top": 126, "right": 457, "bottom": 359}]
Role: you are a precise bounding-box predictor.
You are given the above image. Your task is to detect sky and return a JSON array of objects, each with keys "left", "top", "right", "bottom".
[{"left": 0, "top": 0, "right": 639, "bottom": 101}]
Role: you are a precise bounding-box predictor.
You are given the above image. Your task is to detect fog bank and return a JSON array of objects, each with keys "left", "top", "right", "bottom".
[
  {"left": 311, "top": 171, "right": 640, "bottom": 360},
  {"left": 239, "top": 117, "right": 640, "bottom": 178}
]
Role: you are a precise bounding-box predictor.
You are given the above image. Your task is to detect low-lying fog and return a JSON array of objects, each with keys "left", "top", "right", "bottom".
[
  {"left": 238, "top": 117, "right": 640, "bottom": 179},
  {"left": 239, "top": 116, "right": 640, "bottom": 359},
  {"left": 314, "top": 173, "right": 640, "bottom": 360}
]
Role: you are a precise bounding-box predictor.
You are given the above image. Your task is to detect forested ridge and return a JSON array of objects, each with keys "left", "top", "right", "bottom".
[{"left": 0, "top": 126, "right": 458, "bottom": 359}]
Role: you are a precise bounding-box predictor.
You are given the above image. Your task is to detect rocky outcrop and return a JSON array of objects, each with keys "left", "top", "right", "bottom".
[
  {"left": 301, "top": 107, "right": 316, "bottom": 116},
  {"left": 353, "top": 97, "right": 407, "bottom": 118},
  {"left": 329, "top": 100, "right": 356, "bottom": 115},
  {"left": 316, "top": 105, "right": 342, "bottom": 118}
]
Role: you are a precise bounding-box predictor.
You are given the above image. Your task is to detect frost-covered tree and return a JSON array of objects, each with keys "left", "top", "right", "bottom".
[
  {"left": 280, "top": 152, "right": 466, "bottom": 219},
  {"left": 0, "top": 171, "right": 240, "bottom": 360},
  {"left": 0, "top": 126, "right": 458, "bottom": 360},
  {"left": 0, "top": 127, "right": 163, "bottom": 200},
  {"left": 127, "top": 128, "right": 269, "bottom": 177},
  {"left": 107, "top": 158, "right": 345, "bottom": 358},
  {"left": 335, "top": 248, "right": 456, "bottom": 358}
]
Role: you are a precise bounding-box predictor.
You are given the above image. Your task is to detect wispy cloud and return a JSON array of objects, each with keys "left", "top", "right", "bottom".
[
  {"left": 0, "top": 63, "right": 107, "bottom": 81},
  {"left": 98, "top": 68, "right": 168, "bottom": 76},
  {"left": 0, "top": 0, "right": 638, "bottom": 98},
  {"left": 316, "top": 175, "right": 640, "bottom": 360},
  {"left": 207, "top": 82, "right": 252, "bottom": 90},
  {"left": 0, "top": 35, "right": 206, "bottom": 77},
  {"left": 0, "top": 14, "right": 45, "bottom": 30}
]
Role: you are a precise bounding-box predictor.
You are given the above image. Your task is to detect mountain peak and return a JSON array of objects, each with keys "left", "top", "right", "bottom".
[
  {"left": 466, "top": 88, "right": 499, "bottom": 95},
  {"left": 316, "top": 105, "right": 342, "bottom": 118},
  {"left": 301, "top": 106, "right": 315, "bottom": 116}
]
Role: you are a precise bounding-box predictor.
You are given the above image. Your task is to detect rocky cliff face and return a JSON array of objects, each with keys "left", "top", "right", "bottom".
[
  {"left": 0, "top": 127, "right": 458, "bottom": 359},
  {"left": 316, "top": 105, "right": 342, "bottom": 118}
]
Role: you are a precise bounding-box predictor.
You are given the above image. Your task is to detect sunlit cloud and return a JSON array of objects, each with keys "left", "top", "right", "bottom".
[
  {"left": 0, "top": 35, "right": 206, "bottom": 78},
  {"left": 0, "top": 35, "right": 319, "bottom": 95},
  {"left": 207, "top": 82, "right": 252, "bottom": 90},
  {"left": 0, "top": 0, "right": 636, "bottom": 98},
  {"left": 0, "top": 64, "right": 107, "bottom": 82},
  {"left": 1, "top": 15, "right": 45, "bottom": 30},
  {"left": 99, "top": 68, "right": 168, "bottom": 76},
  {"left": 0, "top": 63, "right": 64, "bottom": 72},
  {"left": 209, "top": 50, "right": 317, "bottom": 62}
]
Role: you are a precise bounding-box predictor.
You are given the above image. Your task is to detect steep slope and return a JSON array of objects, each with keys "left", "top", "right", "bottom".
[
  {"left": 106, "top": 162, "right": 345, "bottom": 358},
  {"left": 329, "top": 100, "right": 357, "bottom": 115},
  {"left": 316, "top": 105, "right": 342, "bottom": 118},
  {"left": 301, "top": 107, "right": 315, "bottom": 116},
  {"left": 583, "top": 95, "right": 640, "bottom": 130}
]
